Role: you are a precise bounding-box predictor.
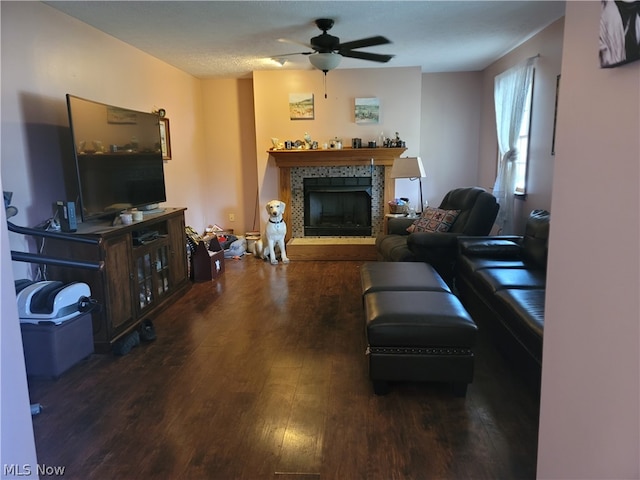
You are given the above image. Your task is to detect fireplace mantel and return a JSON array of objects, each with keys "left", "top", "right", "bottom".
[{"left": 268, "top": 147, "right": 407, "bottom": 167}]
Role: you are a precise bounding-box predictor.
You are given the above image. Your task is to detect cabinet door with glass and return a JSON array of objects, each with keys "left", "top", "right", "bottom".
[
  {"left": 134, "top": 239, "right": 171, "bottom": 313},
  {"left": 154, "top": 243, "right": 171, "bottom": 299}
]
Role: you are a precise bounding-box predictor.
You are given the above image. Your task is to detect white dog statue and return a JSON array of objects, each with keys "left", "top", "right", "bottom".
[{"left": 252, "top": 200, "right": 289, "bottom": 264}]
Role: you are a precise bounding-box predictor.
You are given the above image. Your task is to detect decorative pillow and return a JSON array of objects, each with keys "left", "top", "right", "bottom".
[{"left": 407, "top": 207, "right": 461, "bottom": 233}]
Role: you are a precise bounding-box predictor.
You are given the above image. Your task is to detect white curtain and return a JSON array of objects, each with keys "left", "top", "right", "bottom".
[{"left": 492, "top": 57, "right": 535, "bottom": 234}]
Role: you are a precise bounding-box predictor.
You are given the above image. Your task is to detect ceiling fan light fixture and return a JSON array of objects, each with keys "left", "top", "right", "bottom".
[{"left": 309, "top": 52, "right": 341, "bottom": 72}]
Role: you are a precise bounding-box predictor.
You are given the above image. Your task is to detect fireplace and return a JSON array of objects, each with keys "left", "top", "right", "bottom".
[
  {"left": 288, "top": 165, "right": 385, "bottom": 237},
  {"left": 267, "top": 147, "right": 407, "bottom": 240},
  {"left": 304, "top": 177, "right": 372, "bottom": 236}
]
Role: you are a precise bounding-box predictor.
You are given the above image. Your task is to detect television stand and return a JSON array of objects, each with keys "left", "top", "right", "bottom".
[{"left": 43, "top": 208, "right": 189, "bottom": 353}]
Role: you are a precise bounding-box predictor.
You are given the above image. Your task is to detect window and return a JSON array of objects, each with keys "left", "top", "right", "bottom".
[
  {"left": 515, "top": 76, "right": 534, "bottom": 194},
  {"left": 496, "top": 71, "right": 534, "bottom": 196},
  {"left": 493, "top": 57, "right": 536, "bottom": 234}
]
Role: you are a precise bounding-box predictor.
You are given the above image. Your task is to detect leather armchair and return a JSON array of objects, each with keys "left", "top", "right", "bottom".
[{"left": 376, "top": 187, "right": 499, "bottom": 284}]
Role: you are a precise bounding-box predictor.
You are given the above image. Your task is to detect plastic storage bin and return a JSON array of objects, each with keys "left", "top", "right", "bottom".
[{"left": 20, "top": 312, "right": 94, "bottom": 378}]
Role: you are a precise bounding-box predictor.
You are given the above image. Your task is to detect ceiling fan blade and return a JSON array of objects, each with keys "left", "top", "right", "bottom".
[
  {"left": 339, "top": 50, "right": 394, "bottom": 63},
  {"left": 272, "top": 51, "right": 314, "bottom": 57},
  {"left": 338, "top": 35, "right": 391, "bottom": 51},
  {"left": 278, "top": 38, "right": 314, "bottom": 50}
]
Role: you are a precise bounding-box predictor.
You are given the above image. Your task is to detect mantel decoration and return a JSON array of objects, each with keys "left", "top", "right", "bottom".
[
  {"left": 268, "top": 130, "right": 406, "bottom": 151},
  {"left": 382, "top": 132, "right": 406, "bottom": 148},
  {"left": 289, "top": 93, "right": 314, "bottom": 120}
]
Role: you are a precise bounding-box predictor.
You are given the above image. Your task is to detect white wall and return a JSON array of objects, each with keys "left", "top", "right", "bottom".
[
  {"left": 1, "top": 2, "right": 208, "bottom": 280},
  {"left": 537, "top": 2, "right": 640, "bottom": 478},
  {"left": 420, "top": 72, "right": 484, "bottom": 206}
]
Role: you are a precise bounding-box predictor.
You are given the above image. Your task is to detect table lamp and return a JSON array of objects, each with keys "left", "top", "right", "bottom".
[{"left": 390, "top": 157, "right": 426, "bottom": 213}]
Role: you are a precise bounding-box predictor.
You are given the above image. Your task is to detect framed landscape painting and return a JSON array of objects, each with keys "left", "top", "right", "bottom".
[
  {"left": 355, "top": 98, "right": 380, "bottom": 124},
  {"left": 289, "top": 93, "right": 314, "bottom": 120}
]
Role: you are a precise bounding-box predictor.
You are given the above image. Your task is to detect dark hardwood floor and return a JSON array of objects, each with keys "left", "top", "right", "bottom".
[{"left": 27, "top": 259, "right": 540, "bottom": 479}]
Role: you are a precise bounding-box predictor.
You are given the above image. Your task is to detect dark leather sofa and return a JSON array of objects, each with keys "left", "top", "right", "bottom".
[
  {"left": 454, "top": 209, "right": 550, "bottom": 391},
  {"left": 376, "top": 187, "right": 499, "bottom": 285}
]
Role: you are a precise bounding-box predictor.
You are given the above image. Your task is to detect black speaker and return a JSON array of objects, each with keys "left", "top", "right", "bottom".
[{"left": 57, "top": 201, "right": 77, "bottom": 233}]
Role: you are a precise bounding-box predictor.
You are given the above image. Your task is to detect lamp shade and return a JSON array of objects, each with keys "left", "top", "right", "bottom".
[
  {"left": 390, "top": 157, "right": 426, "bottom": 179},
  {"left": 309, "top": 53, "right": 341, "bottom": 72}
]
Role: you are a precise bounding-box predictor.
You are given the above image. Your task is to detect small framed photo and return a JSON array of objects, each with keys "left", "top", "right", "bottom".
[{"left": 159, "top": 118, "right": 171, "bottom": 160}]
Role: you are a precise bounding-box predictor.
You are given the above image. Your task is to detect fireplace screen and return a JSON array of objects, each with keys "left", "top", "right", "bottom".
[{"left": 304, "top": 177, "right": 372, "bottom": 236}]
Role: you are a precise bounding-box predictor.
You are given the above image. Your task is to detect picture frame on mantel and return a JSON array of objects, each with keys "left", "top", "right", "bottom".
[{"left": 159, "top": 118, "right": 171, "bottom": 160}]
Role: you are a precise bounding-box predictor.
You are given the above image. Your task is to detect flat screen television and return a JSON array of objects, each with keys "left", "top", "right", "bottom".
[{"left": 65, "top": 94, "right": 166, "bottom": 222}]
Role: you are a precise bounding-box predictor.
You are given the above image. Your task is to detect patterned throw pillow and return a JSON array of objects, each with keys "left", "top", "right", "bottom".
[{"left": 407, "top": 207, "right": 461, "bottom": 233}]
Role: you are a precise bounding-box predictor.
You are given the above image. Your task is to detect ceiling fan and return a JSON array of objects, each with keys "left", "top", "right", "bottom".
[{"left": 277, "top": 18, "right": 394, "bottom": 73}]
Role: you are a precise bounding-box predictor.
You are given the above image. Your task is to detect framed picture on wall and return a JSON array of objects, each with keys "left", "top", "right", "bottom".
[
  {"left": 600, "top": 0, "right": 640, "bottom": 68},
  {"left": 355, "top": 97, "right": 380, "bottom": 124},
  {"left": 159, "top": 118, "right": 171, "bottom": 160},
  {"left": 551, "top": 75, "right": 560, "bottom": 155},
  {"left": 289, "top": 93, "right": 314, "bottom": 120}
]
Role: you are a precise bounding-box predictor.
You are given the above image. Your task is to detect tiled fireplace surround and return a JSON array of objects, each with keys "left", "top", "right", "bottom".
[
  {"left": 290, "top": 165, "right": 384, "bottom": 237},
  {"left": 269, "top": 148, "right": 406, "bottom": 240}
]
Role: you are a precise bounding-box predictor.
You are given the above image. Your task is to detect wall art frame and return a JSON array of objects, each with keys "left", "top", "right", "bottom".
[
  {"left": 289, "top": 93, "right": 314, "bottom": 120},
  {"left": 599, "top": 0, "right": 640, "bottom": 68},
  {"left": 551, "top": 75, "right": 560, "bottom": 156},
  {"left": 159, "top": 118, "right": 171, "bottom": 160},
  {"left": 355, "top": 97, "right": 380, "bottom": 124}
]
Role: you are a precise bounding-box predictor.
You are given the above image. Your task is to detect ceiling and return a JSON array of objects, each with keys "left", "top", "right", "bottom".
[{"left": 46, "top": 1, "right": 566, "bottom": 79}]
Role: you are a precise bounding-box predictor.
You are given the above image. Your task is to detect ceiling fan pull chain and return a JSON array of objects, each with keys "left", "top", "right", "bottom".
[{"left": 323, "top": 72, "right": 328, "bottom": 99}]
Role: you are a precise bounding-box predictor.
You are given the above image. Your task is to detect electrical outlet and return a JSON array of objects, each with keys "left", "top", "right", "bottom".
[{"left": 229, "top": 213, "right": 235, "bottom": 222}]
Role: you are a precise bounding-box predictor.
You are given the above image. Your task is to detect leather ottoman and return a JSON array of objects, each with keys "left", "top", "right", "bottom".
[
  {"left": 364, "top": 290, "right": 478, "bottom": 396},
  {"left": 360, "top": 262, "right": 450, "bottom": 295}
]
